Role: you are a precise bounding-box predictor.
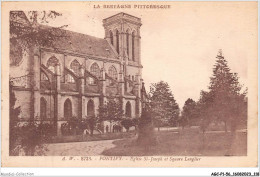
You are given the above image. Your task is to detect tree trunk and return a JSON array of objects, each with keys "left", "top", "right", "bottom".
[
  {"left": 90, "top": 128, "right": 94, "bottom": 136},
  {"left": 201, "top": 132, "right": 205, "bottom": 153},
  {"left": 230, "top": 118, "right": 237, "bottom": 133}
]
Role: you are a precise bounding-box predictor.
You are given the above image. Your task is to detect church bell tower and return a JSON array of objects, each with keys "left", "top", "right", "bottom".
[{"left": 103, "top": 12, "right": 142, "bottom": 64}]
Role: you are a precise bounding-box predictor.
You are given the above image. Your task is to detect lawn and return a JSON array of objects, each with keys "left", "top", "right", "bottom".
[
  {"left": 50, "top": 132, "right": 136, "bottom": 144},
  {"left": 102, "top": 129, "right": 247, "bottom": 156}
]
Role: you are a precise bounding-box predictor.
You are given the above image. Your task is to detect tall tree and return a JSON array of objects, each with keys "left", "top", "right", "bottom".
[
  {"left": 196, "top": 91, "right": 214, "bottom": 133},
  {"left": 149, "top": 81, "right": 180, "bottom": 130},
  {"left": 200, "top": 50, "right": 247, "bottom": 132},
  {"left": 180, "top": 98, "right": 197, "bottom": 128}
]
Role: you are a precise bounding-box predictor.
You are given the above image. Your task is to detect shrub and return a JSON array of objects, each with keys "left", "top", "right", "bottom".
[
  {"left": 11, "top": 122, "right": 52, "bottom": 156},
  {"left": 61, "top": 116, "right": 98, "bottom": 136},
  {"left": 121, "top": 118, "right": 133, "bottom": 132},
  {"left": 137, "top": 107, "right": 157, "bottom": 147}
]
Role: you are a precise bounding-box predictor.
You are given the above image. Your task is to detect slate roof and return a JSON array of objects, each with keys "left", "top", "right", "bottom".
[
  {"left": 39, "top": 25, "right": 118, "bottom": 59},
  {"left": 10, "top": 11, "right": 118, "bottom": 59}
]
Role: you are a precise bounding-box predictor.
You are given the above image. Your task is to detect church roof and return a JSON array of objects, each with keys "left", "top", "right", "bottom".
[
  {"left": 10, "top": 11, "right": 118, "bottom": 59},
  {"left": 39, "top": 25, "right": 118, "bottom": 59}
]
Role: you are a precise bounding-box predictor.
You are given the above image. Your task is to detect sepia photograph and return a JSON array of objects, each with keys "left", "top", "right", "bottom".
[{"left": 1, "top": 1, "right": 258, "bottom": 168}]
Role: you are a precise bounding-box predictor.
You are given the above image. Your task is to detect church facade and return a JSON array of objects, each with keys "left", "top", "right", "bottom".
[{"left": 10, "top": 12, "right": 145, "bottom": 135}]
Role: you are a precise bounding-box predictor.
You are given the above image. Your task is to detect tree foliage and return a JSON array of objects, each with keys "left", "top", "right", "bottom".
[
  {"left": 10, "top": 81, "right": 54, "bottom": 155},
  {"left": 60, "top": 116, "right": 98, "bottom": 136},
  {"left": 121, "top": 119, "right": 133, "bottom": 132},
  {"left": 10, "top": 11, "right": 67, "bottom": 66},
  {"left": 197, "top": 51, "right": 247, "bottom": 132},
  {"left": 9, "top": 81, "right": 21, "bottom": 154},
  {"left": 149, "top": 81, "right": 180, "bottom": 129},
  {"left": 9, "top": 11, "right": 64, "bottom": 155},
  {"left": 180, "top": 98, "right": 197, "bottom": 127},
  {"left": 87, "top": 116, "right": 97, "bottom": 135},
  {"left": 137, "top": 105, "right": 156, "bottom": 147},
  {"left": 120, "top": 118, "right": 139, "bottom": 132},
  {"left": 197, "top": 91, "right": 214, "bottom": 133},
  {"left": 98, "top": 98, "right": 124, "bottom": 122}
]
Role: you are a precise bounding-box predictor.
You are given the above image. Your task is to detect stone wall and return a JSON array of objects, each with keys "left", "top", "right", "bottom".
[
  {"left": 59, "top": 95, "right": 79, "bottom": 119},
  {"left": 14, "top": 90, "right": 31, "bottom": 120}
]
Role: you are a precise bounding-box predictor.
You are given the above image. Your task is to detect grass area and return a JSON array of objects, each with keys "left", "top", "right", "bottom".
[
  {"left": 50, "top": 132, "right": 136, "bottom": 144},
  {"left": 102, "top": 130, "right": 247, "bottom": 156}
]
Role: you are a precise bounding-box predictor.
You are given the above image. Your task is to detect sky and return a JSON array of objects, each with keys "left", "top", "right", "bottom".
[{"left": 37, "top": 2, "right": 257, "bottom": 108}]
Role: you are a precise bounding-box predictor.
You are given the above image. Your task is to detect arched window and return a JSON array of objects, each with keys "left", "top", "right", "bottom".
[
  {"left": 70, "top": 60, "right": 81, "bottom": 76},
  {"left": 65, "top": 74, "right": 75, "bottom": 83},
  {"left": 64, "top": 99, "right": 72, "bottom": 119},
  {"left": 90, "top": 63, "right": 100, "bottom": 78},
  {"left": 40, "top": 97, "right": 47, "bottom": 119},
  {"left": 132, "top": 32, "right": 135, "bottom": 61},
  {"left": 126, "top": 29, "right": 130, "bottom": 56},
  {"left": 41, "top": 72, "right": 48, "bottom": 81},
  {"left": 88, "top": 77, "right": 96, "bottom": 85},
  {"left": 125, "top": 101, "right": 131, "bottom": 118},
  {"left": 87, "top": 99, "right": 95, "bottom": 116},
  {"left": 109, "top": 31, "right": 113, "bottom": 45},
  {"left": 107, "top": 79, "right": 114, "bottom": 86},
  {"left": 46, "top": 56, "right": 59, "bottom": 73},
  {"left": 108, "top": 66, "right": 117, "bottom": 80},
  {"left": 116, "top": 30, "right": 119, "bottom": 54}
]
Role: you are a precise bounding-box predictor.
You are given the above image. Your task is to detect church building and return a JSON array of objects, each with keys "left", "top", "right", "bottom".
[{"left": 10, "top": 12, "right": 145, "bottom": 135}]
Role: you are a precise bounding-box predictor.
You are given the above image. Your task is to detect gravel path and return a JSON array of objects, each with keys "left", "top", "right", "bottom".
[{"left": 45, "top": 139, "right": 116, "bottom": 156}]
